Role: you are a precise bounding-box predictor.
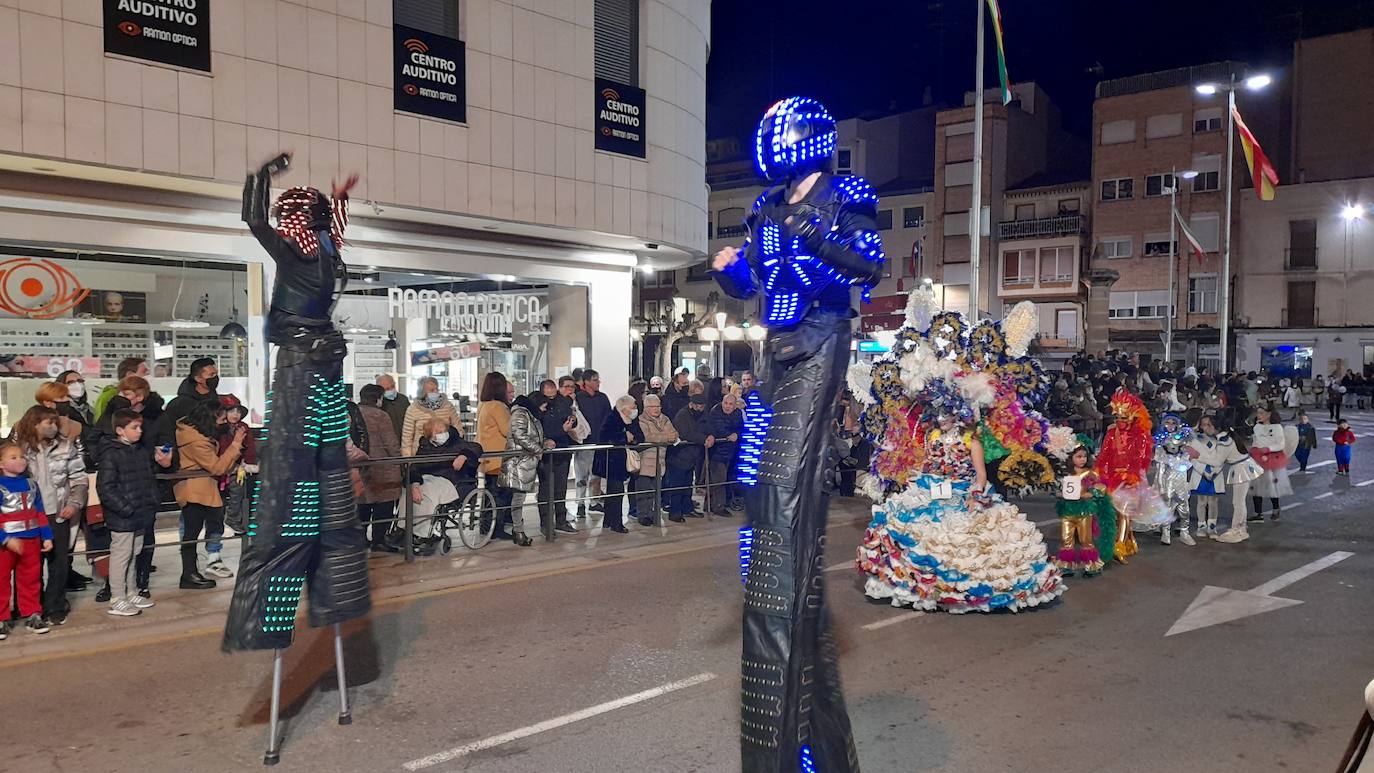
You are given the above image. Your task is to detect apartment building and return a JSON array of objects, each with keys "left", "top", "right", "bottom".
[
  {"left": 928, "top": 82, "right": 1085, "bottom": 321},
  {"left": 1088, "top": 61, "right": 1284, "bottom": 368},
  {"left": 995, "top": 175, "right": 1089, "bottom": 359}
]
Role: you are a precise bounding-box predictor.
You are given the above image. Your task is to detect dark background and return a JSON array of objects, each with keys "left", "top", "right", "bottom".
[{"left": 706, "top": 0, "right": 1374, "bottom": 150}]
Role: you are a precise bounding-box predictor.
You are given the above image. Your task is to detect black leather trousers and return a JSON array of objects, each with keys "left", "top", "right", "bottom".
[
  {"left": 223, "top": 344, "right": 371, "bottom": 651},
  {"left": 741, "top": 310, "right": 859, "bottom": 772}
]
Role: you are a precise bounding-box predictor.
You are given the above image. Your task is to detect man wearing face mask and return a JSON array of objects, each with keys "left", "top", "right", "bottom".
[
  {"left": 375, "top": 373, "right": 409, "bottom": 441},
  {"left": 667, "top": 393, "right": 710, "bottom": 518},
  {"left": 538, "top": 376, "right": 580, "bottom": 533},
  {"left": 152, "top": 357, "right": 221, "bottom": 451}
]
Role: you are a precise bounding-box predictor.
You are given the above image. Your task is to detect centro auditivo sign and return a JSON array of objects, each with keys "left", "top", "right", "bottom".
[
  {"left": 393, "top": 24, "right": 467, "bottom": 124},
  {"left": 103, "top": 0, "right": 211, "bottom": 72},
  {"left": 388, "top": 289, "right": 547, "bottom": 335}
]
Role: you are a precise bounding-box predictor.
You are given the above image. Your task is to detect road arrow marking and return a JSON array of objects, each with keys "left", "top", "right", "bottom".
[
  {"left": 1314, "top": 492, "right": 1335, "bottom": 499},
  {"left": 1165, "top": 551, "right": 1354, "bottom": 637}
]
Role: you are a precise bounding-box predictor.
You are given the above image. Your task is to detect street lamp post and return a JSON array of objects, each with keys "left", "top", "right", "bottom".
[
  {"left": 1196, "top": 72, "right": 1270, "bottom": 372},
  {"left": 1165, "top": 168, "right": 1199, "bottom": 364}
]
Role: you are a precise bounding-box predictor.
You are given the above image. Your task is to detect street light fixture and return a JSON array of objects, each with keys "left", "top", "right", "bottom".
[
  {"left": 1194, "top": 70, "right": 1272, "bottom": 370},
  {"left": 1343, "top": 203, "right": 1365, "bottom": 221}
]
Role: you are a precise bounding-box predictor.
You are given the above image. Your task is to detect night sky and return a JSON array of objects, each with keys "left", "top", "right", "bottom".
[{"left": 705, "top": 0, "right": 1374, "bottom": 150}]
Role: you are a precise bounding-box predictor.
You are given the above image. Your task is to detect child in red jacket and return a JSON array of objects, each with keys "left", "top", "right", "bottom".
[
  {"left": 0, "top": 441, "right": 54, "bottom": 638},
  {"left": 1333, "top": 419, "right": 1356, "bottom": 476}
]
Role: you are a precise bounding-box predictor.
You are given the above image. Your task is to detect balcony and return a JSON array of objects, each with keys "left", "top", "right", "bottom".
[
  {"left": 996, "top": 213, "right": 1086, "bottom": 241},
  {"left": 1036, "top": 334, "right": 1081, "bottom": 351}
]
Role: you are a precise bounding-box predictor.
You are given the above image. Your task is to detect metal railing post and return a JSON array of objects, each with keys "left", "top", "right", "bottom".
[
  {"left": 403, "top": 460, "right": 415, "bottom": 563},
  {"left": 653, "top": 446, "right": 664, "bottom": 527},
  {"left": 542, "top": 453, "right": 555, "bottom": 543}
]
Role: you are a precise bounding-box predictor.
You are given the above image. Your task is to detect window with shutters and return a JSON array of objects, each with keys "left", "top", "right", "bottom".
[
  {"left": 595, "top": 0, "right": 640, "bottom": 85},
  {"left": 1100, "top": 236, "right": 1132, "bottom": 259},
  {"left": 393, "top": 0, "right": 460, "bottom": 38},
  {"left": 1002, "top": 250, "right": 1035, "bottom": 286},
  {"left": 876, "top": 209, "right": 894, "bottom": 230},
  {"left": 1192, "top": 154, "right": 1221, "bottom": 193},
  {"left": 1288, "top": 219, "right": 1318, "bottom": 268},
  {"left": 1189, "top": 275, "right": 1218, "bottom": 313},
  {"left": 1101, "top": 177, "right": 1133, "bottom": 201}
]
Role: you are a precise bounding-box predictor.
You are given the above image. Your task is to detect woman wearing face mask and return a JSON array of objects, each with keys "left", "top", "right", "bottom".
[
  {"left": 636, "top": 394, "right": 680, "bottom": 523},
  {"left": 592, "top": 396, "right": 644, "bottom": 533},
  {"left": 33, "top": 382, "right": 85, "bottom": 444},
  {"left": 408, "top": 419, "right": 484, "bottom": 555},
  {"left": 56, "top": 371, "right": 94, "bottom": 426},
  {"left": 13, "top": 405, "right": 87, "bottom": 626},
  {"left": 400, "top": 376, "right": 458, "bottom": 457}
]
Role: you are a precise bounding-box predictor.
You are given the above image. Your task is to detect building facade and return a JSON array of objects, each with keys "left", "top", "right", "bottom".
[
  {"left": 0, "top": 0, "right": 710, "bottom": 424},
  {"left": 995, "top": 178, "right": 1089, "bottom": 361},
  {"left": 1088, "top": 62, "right": 1284, "bottom": 368}
]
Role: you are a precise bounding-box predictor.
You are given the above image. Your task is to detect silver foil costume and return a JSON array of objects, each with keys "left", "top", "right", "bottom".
[
  {"left": 222, "top": 155, "right": 372, "bottom": 652},
  {"left": 715, "top": 97, "right": 884, "bottom": 773},
  {"left": 1151, "top": 414, "right": 1194, "bottom": 540}
]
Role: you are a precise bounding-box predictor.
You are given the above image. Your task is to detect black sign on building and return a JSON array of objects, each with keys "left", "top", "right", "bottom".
[
  {"left": 393, "top": 24, "right": 467, "bottom": 124},
  {"left": 594, "top": 77, "right": 646, "bottom": 159},
  {"left": 103, "top": 0, "right": 212, "bottom": 72}
]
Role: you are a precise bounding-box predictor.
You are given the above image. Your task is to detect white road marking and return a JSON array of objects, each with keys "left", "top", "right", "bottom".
[
  {"left": 1166, "top": 551, "right": 1356, "bottom": 637},
  {"left": 1034, "top": 518, "right": 1058, "bottom": 527},
  {"left": 1314, "top": 492, "right": 1335, "bottom": 499},
  {"left": 1356, "top": 479, "right": 1374, "bottom": 488},
  {"left": 402, "top": 672, "right": 718, "bottom": 770},
  {"left": 825, "top": 560, "right": 855, "bottom": 573},
  {"left": 1249, "top": 551, "right": 1356, "bottom": 596},
  {"left": 1306, "top": 460, "right": 1335, "bottom": 469},
  {"left": 861, "top": 612, "right": 926, "bottom": 630}
]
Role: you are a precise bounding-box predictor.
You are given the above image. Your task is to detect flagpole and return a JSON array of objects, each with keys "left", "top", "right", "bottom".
[
  {"left": 1167, "top": 166, "right": 1177, "bottom": 364},
  {"left": 1220, "top": 75, "right": 1236, "bottom": 371},
  {"left": 969, "top": 0, "right": 985, "bottom": 321}
]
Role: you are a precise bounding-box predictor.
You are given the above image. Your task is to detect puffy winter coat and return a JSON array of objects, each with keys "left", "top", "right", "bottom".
[
  {"left": 477, "top": 400, "right": 511, "bottom": 476},
  {"left": 357, "top": 404, "right": 402, "bottom": 503},
  {"left": 94, "top": 436, "right": 162, "bottom": 532},
  {"left": 400, "top": 395, "right": 459, "bottom": 457},
  {"left": 636, "top": 410, "right": 679, "bottom": 478},
  {"left": 173, "top": 420, "right": 243, "bottom": 508},
  {"left": 706, "top": 405, "right": 743, "bottom": 464},
  {"left": 23, "top": 435, "right": 87, "bottom": 518},
  {"left": 500, "top": 404, "right": 545, "bottom": 493}
]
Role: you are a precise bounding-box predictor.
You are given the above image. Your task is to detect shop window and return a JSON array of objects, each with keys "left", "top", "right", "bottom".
[
  {"left": 1261, "top": 344, "right": 1313, "bottom": 380},
  {"left": 394, "top": 0, "right": 460, "bottom": 38},
  {"left": 1101, "top": 177, "right": 1133, "bottom": 201},
  {"left": 595, "top": 0, "right": 640, "bottom": 85}
]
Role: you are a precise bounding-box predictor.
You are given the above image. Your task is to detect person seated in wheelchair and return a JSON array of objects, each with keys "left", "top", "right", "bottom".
[{"left": 407, "top": 418, "right": 485, "bottom": 554}]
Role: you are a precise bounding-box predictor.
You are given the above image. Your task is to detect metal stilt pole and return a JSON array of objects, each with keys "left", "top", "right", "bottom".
[
  {"left": 263, "top": 648, "right": 284, "bottom": 765},
  {"left": 333, "top": 623, "right": 352, "bottom": 725}
]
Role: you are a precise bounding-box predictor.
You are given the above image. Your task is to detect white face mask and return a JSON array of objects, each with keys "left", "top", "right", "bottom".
[
  {"left": 432, "top": 431, "right": 450, "bottom": 445},
  {"left": 384, "top": 389, "right": 398, "bottom": 400},
  {"left": 627, "top": 409, "right": 638, "bottom": 420},
  {"left": 67, "top": 382, "right": 85, "bottom": 399}
]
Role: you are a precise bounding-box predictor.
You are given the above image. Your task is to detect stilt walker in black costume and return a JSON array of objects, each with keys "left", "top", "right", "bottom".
[
  {"left": 713, "top": 97, "right": 884, "bottom": 773},
  {"left": 225, "top": 154, "right": 372, "bottom": 764}
]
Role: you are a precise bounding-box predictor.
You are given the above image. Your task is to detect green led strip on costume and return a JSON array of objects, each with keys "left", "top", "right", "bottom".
[
  {"left": 247, "top": 477, "right": 264, "bottom": 538},
  {"left": 303, "top": 374, "right": 349, "bottom": 448},
  {"left": 260, "top": 574, "right": 307, "bottom": 634},
  {"left": 282, "top": 480, "right": 322, "bottom": 538}
]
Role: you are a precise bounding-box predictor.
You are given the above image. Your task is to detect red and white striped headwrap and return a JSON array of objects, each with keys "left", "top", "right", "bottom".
[{"left": 272, "top": 187, "right": 348, "bottom": 258}]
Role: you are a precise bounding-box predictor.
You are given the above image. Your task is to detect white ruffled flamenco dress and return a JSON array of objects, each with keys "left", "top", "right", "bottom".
[{"left": 858, "top": 430, "right": 1065, "bottom": 613}]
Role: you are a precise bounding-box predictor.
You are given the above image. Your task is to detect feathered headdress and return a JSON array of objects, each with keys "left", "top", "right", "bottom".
[{"left": 1108, "top": 388, "right": 1151, "bottom": 434}]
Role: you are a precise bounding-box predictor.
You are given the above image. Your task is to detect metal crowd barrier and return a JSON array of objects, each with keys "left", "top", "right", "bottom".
[{"left": 67, "top": 442, "right": 742, "bottom": 563}]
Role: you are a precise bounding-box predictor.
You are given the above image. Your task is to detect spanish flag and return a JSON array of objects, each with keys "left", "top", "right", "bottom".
[
  {"left": 985, "top": 0, "right": 1011, "bottom": 105},
  {"left": 1231, "top": 104, "right": 1279, "bottom": 201}
]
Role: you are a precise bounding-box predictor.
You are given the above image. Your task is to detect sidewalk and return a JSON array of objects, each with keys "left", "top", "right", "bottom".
[{"left": 0, "top": 498, "right": 876, "bottom": 665}]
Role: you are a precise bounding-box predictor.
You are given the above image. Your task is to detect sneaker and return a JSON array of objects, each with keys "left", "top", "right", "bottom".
[
  {"left": 204, "top": 560, "right": 234, "bottom": 579},
  {"left": 94, "top": 584, "right": 112, "bottom": 603},
  {"left": 45, "top": 610, "right": 68, "bottom": 626},
  {"left": 137, "top": 587, "right": 152, "bottom": 599},
  {"left": 1246, "top": 512, "right": 1266, "bottom": 523},
  {"left": 1216, "top": 528, "right": 1249, "bottom": 544},
  {"left": 25, "top": 614, "right": 49, "bottom": 634},
  {"left": 106, "top": 600, "right": 141, "bottom": 617},
  {"left": 0, "top": 620, "right": 9, "bottom": 640},
  {"left": 1178, "top": 530, "right": 1196, "bottom": 546},
  {"left": 127, "top": 594, "right": 155, "bottom": 610}
]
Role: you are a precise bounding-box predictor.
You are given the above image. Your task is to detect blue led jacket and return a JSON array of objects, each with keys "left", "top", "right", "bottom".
[{"left": 714, "top": 173, "right": 885, "bottom": 328}]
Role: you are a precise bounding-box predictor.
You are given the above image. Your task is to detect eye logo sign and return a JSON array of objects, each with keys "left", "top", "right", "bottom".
[
  {"left": 0, "top": 257, "right": 89, "bottom": 319},
  {"left": 117, "top": 21, "right": 142, "bottom": 36}
]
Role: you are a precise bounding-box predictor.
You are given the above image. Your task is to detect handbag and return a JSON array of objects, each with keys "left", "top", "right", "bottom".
[{"left": 625, "top": 448, "right": 642, "bottom": 473}]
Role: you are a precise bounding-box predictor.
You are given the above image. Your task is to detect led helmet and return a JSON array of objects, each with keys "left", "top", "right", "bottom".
[{"left": 754, "top": 97, "right": 837, "bottom": 181}]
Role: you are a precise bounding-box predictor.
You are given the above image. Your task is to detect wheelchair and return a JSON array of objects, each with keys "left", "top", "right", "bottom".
[{"left": 428, "top": 476, "right": 499, "bottom": 554}]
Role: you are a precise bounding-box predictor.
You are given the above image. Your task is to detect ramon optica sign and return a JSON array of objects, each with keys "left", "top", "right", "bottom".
[
  {"left": 595, "top": 77, "right": 646, "bottom": 158},
  {"left": 103, "top": 0, "right": 211, "bottom": 72},
  {"left": 393, "top": 24, "right": 466, "bottom": 124}
]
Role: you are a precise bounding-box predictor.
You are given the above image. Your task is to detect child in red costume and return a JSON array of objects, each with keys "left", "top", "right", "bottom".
[
  {"left": 0, "top": 441, "right": 54, "bottom": 638},
  {"left": 1095, "top": 388, "right": 1154, "bottom": 563}
]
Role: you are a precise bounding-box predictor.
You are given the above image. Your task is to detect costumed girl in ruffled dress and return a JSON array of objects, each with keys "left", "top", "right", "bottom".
[
  {"left": 1190, "top": 414, "right": 1263, "bottom": 543},
  {"left": 1050, "top": 438, "right": 1116, "bottom": 577},
  {"left": 854, "top": 290, "right": 1064, "bottom": 613},
  {"left": 1247, "top": 405, "right": 1296, "bottom": 522}
]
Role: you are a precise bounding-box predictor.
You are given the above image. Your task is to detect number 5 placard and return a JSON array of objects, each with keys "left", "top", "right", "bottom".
[{"left": 1060, "top": 474, "right": 1083, "bottom": 501}]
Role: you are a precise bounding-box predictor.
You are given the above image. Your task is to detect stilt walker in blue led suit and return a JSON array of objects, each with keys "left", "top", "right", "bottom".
[
  {"left": 225, "top": 154, "right": 371, "bottom": 764},
  {"left": 712, "top": 97, "right": 883, "bottom": 773}
]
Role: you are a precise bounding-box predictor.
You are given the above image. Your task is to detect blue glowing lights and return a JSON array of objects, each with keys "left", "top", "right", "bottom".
[
  {"left": 737, "top": 390, "right": 773, "bottom": 486},
  {"left": 738, "top": 526, "right": 753, "bottom": 585},
  {"left": 755, "top": 97, "right": 838, "bottom": 181}
]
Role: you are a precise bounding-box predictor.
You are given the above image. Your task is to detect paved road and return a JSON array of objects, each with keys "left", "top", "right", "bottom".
[{"left": 2, "top": 421, "right": 1371, "bottom": 773}]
